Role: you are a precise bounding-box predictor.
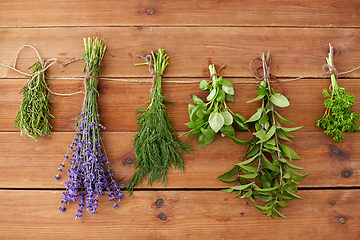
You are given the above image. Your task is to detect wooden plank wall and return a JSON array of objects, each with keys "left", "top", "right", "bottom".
[{"left": 1, "top": 1, "right": 360, "bottom": 239}]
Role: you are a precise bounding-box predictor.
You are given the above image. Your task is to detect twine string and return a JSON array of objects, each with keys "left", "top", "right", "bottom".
[{"left": 136, "top": 54, "right": 162, "bottom": 93}]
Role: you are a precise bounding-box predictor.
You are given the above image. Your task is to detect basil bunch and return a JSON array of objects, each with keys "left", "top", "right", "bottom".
[
  {"left": 218, "top": 52, "right": 308, "bottom": 218},
  {"left": 185, "top": 64, "right": 248, "bottom": 148}
]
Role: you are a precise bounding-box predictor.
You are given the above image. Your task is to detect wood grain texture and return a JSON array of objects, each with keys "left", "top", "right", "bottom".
[
  {"left": 1, "top": 27, "right": 360, "bottom": 78},
  {"left": 0, "top": 132, "right": 358, "bottom": 189},
  {"left": 0, "top": 190, "right": 358, "bottom": 240},
  {"left": 1, "top": 78, "right": 359, "bottom": 132},
  {"left": 1, "top": 0, "right": 360, "bottom": 28}
]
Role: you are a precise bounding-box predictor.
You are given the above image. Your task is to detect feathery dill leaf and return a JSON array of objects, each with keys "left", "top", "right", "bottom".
[
  {"left": 127, "top": 49, "right": 192, "bottom": 196},
  {"left": 13, "top": 61, "right": 55, "bottom": 141}
]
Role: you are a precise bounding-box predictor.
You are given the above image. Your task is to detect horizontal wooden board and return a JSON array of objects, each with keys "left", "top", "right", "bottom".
[
  {"left": 1, "top": 78, "right": 359, "bottom": 132},
  {"left": 1, "top": 27, "right": 360, "bottom": 78},
  {"left": 0, "top": 189, "right": 358, "bottom": 239},
  {"left": 1, "top": 0, "right": 360, "bottom": 28},
  {"left": 0, "top": 132, "right": 358, "bottom": 189}
]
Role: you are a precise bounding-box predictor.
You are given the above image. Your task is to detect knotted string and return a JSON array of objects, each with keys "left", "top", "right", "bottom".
[
  {"left": 136, "top": 54, "right": 162, "bottom": 93},
  {"left": 0, "top": 45, "right": 82, "bottom": 96},
  {"left": 210, "top": 64, "right": 228, "bottom": 79},
  {"left": 61, "top": 57, "right": 102, "bottom": 111}
]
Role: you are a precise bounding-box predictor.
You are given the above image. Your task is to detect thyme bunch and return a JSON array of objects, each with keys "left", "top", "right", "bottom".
[
  {"left": 127, "top": 49, "right": 192, "bottom": 196},
  {"left": 218, "top": 52, "right": 308, "bottom": 218},
  {"left": 13, "top": 61, "right": 55, "bottom": 141},
  {"left": 55, "top": 38, "right": 123, "bottom": 219},
  {"left": 184, "top": 64, "right": 248, "bottom": 148},
  {"left": 316, "top": 44, "right": 360, "bottom": 143}
]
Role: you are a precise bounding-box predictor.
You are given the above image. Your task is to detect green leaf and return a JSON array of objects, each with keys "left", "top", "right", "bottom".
[
  {"left": 198, "top": 133, "right": 206, "bottom": 148},
  {"left": 207, "top": 88, "right": 217, "bottom": 101},
  {"left": 216, "top": 89, "right": 226, "bottom": 101},
  {"left": 230, "top": 137, "right": 250, "bottom": 146},
  {"left": 254, "top": 186, "right": 279, "bottom": 192},
  {"left": 221, "top": 79, "right": 233, "bottom": 88},
  {"left": 261, "top": 155, "right": 278, "bottom": 171},
  {"left": 275, "top": 111, "right": 294, "bottom": 124},
  {"left": 219, "top": 178, "right": 238, "bottom": 183},
  {"left": 292, "top": 173, "right": 309, "bottom": 181},
  {"left": 270, "top": 93, "right": 290, "bottom": 107},
  {"left": 246, "top": 109, "right": 262, "bottom": 123},
  {"left": 273, "top": 208, "right": 286, "bottom": 218},
  {"left": 233, "top": 114, "right": 248, "bottom": 131},
  {"left": 246, "top": 94, "right": 264, "bottom": 103},
  {"left": 221, "top": 188, "right": 234, "bottom": 193},
  {"left": 257, "top": 125, "right": 276, "bottom": 143},
  {"left": 238, "top": 165, "right": 257, "bottom": 172},
  {"left": 220, "top": 125, "right": 235, "bottom": 137},
  {"left": 221, "top": 111, "right": 233, "bottom": 125},
  {"left": 284, "top": 190, "right": 302, "bottom": 200},
  {"left": 277, "top": 201, "right": 290, "bottom": 207},
  {"left": 217, "top": 165, "right": 239, "bottom": 180},
  {"left": 254, "top": 205, "right": 271, "bottom": 211},
  {"left": 231, "top": 183, "right": 252, "bottom": 191},
  {"left": 286, "top": 162, "right": 304, "bottom": 170},
  {"left": 255, "top": 195, "right": 273, "bottom": 202},
  {"left": 204, "top": 131, "right": 216, "bottom": 145},
  {"left": 209, "top": 112, "right": 224, "bottom": 133},
  {"left": 225, "top": 94, "right": 234, "bottom": 101},
  {"left": 239, "top": 173, "right": 258, "bottom": 179},
  {"left": 222, "top": 86, "right": 234, "bottom": 95},
  {"left": 280, "top": 144, "right": 292, "bottom": 160},
  {"left": 192, "top": 95, "right": 203, "bottom": 104},
  {"left": 238, "top": 153, "right": 260, "bottom": 165},
  {"left": 199, "top": 80, "right": 209, "bottom": 90},
  {"left": 280, "top": 126, "right": 303, "bottom": 132},
  {"left": 188, "top": 104, "right": 195, "bottom": 117},
  {"left": 240, "top": 189, "right": 253, "bottom": 198}
]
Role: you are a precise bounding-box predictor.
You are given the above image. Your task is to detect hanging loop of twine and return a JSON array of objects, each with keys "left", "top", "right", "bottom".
[
  {"left": 136, "top": 54, "right": 162, "bottom": 93},
  {"left": 210, "top": 64, "right": 229, "bottom": 79},
  {"left": 0, "top": 45, "right": 83, "bottom": 96}
]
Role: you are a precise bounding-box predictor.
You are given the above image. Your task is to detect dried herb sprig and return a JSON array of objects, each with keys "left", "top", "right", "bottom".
[
  {"left": 13, "top": 61, "right": 55, "bottom": 141},
  {"left": 184, "top": 64, "right": 249, "bottom": 148},
  {"left": 218, "top": 52, "right": 308, "bottom": 218},
  {"left": 55, "top": 37, "right": 123, "bottom": 219},
  {"left": 316, "top": 44, "right": 360, "bottom": 143},
  {"left": 127, "top": 49, "right": 192, "bottom": 196}
]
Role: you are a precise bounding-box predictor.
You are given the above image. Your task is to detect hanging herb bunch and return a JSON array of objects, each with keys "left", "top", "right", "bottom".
[
  {"left": 218, "top": 52, "right": 308, "bottom": 218},
  {"left": 316, "top": 43, "right": 360, "bottom": 143},
  {"left": 55, "top": 37, "right": 123, "bottom": 219},
  {"left": 14, "top": 60, "right": 55, "bottom": 141},
  {"left": 127, "top": 49, "right": 192, "bottom": 196},
  {"left": 184, "top": 64, "right": 249, "bottom": 148}
]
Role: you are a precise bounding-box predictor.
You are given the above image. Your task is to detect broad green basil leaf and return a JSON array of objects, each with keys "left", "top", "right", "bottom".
[
  {"left": 192, "top": 95, "right": 203, "bottom": 104},
  {"left": 199, "top": 79, "right": 209, "bottom": 90},
  {"left": 206, "top": 88, "right": 217, "bottom": 101},
  {"left": 221, "top": 111, "right": 233, "bottom": 125},
  {"left": 220, "top": 125, "right": 235, "bottom": 137},
  {"left": 216, "top": 89, "right": 226, "bottom": 101},
  {"left": 246, "top": 109, "right": 262, "bottom": 123},
  {"left": 209, "top": 112, "right": 224, "bottom": 133},
  {"left": 270, "top": 93, "right": 290, "bottom": 107}
]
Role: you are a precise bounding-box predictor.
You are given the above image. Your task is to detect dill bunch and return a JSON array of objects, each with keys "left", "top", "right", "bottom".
[
  {"left": 316, "top": 44, "right": 360, "bottom": 143},
  {"left": 13, "top": 61, "right": 55, "bottom": 141},
  {"left": 127, "top": 49, "right": 192, "bottom": 196}
]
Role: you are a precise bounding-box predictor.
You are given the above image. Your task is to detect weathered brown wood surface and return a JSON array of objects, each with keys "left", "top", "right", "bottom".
[
  {"left": 1, "top": 0, "right": 360, "bottom": 239},
  {"left": 0, "top": 190, "right": 359, "bottom": 239}
]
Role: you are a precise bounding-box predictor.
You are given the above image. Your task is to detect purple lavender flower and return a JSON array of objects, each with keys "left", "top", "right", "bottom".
[{"left": 54, "top": 37, "right": 123, "bottom": 219}]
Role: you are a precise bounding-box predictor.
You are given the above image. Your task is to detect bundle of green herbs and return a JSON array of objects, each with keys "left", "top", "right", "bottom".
[
  {"left": 127, "top": 49, "right": 192, "bottom": 195},
  {"left": 13, "top": 61, "right": 55, "bottom": 141},
  {"left": 184, "top": 64, "right": 248, "bottom": 148},
  {"left": 218, "top": 52, "right": 308, "bottom": 218},
  {"left": 55, "top": 37, "right": 123, "bottom": 219},
  {"left": 316, "top": 44, "right": 360, "bottom": 143}
]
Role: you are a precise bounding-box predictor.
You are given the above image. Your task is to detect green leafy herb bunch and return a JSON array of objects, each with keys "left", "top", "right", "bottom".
[
  {"left": 13, "top": 61, "right": 55, "bottom": 141},
  {"left": 184, "top": 64, "right": 248, "bottom": 148},
  {"left": 127, "top": 49, "right": 192, "bottom": 195},
  {"left": 316, "top": 43, "right": 360, "bottom": 143},
  {"left": 218, "top": 52, "right": 308, "bottom": 218}
]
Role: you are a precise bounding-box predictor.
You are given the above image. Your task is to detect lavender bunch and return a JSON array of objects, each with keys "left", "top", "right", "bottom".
[{"left": 55, "top": 37, "right": 123, "bottom": 219}]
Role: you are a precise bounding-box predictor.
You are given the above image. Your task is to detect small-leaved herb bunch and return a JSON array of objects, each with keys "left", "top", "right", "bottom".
[
  {"left": 316, "top": 43, "right": 360, "bottom": 143},
  {"left": 184, "top": 64, "right": 249, "bottom": 148},
  {"left": 14, "top": 61, "right": 55, "bottom": 141},
  {"left": 127, "top": 49, "right": 192, "bottom": 195},
  {"left": 55, "top": 37, "right": 123, "bottom": 219},
  {"left": 218, "top": 52, "right": 308, "bottom": 218}
]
